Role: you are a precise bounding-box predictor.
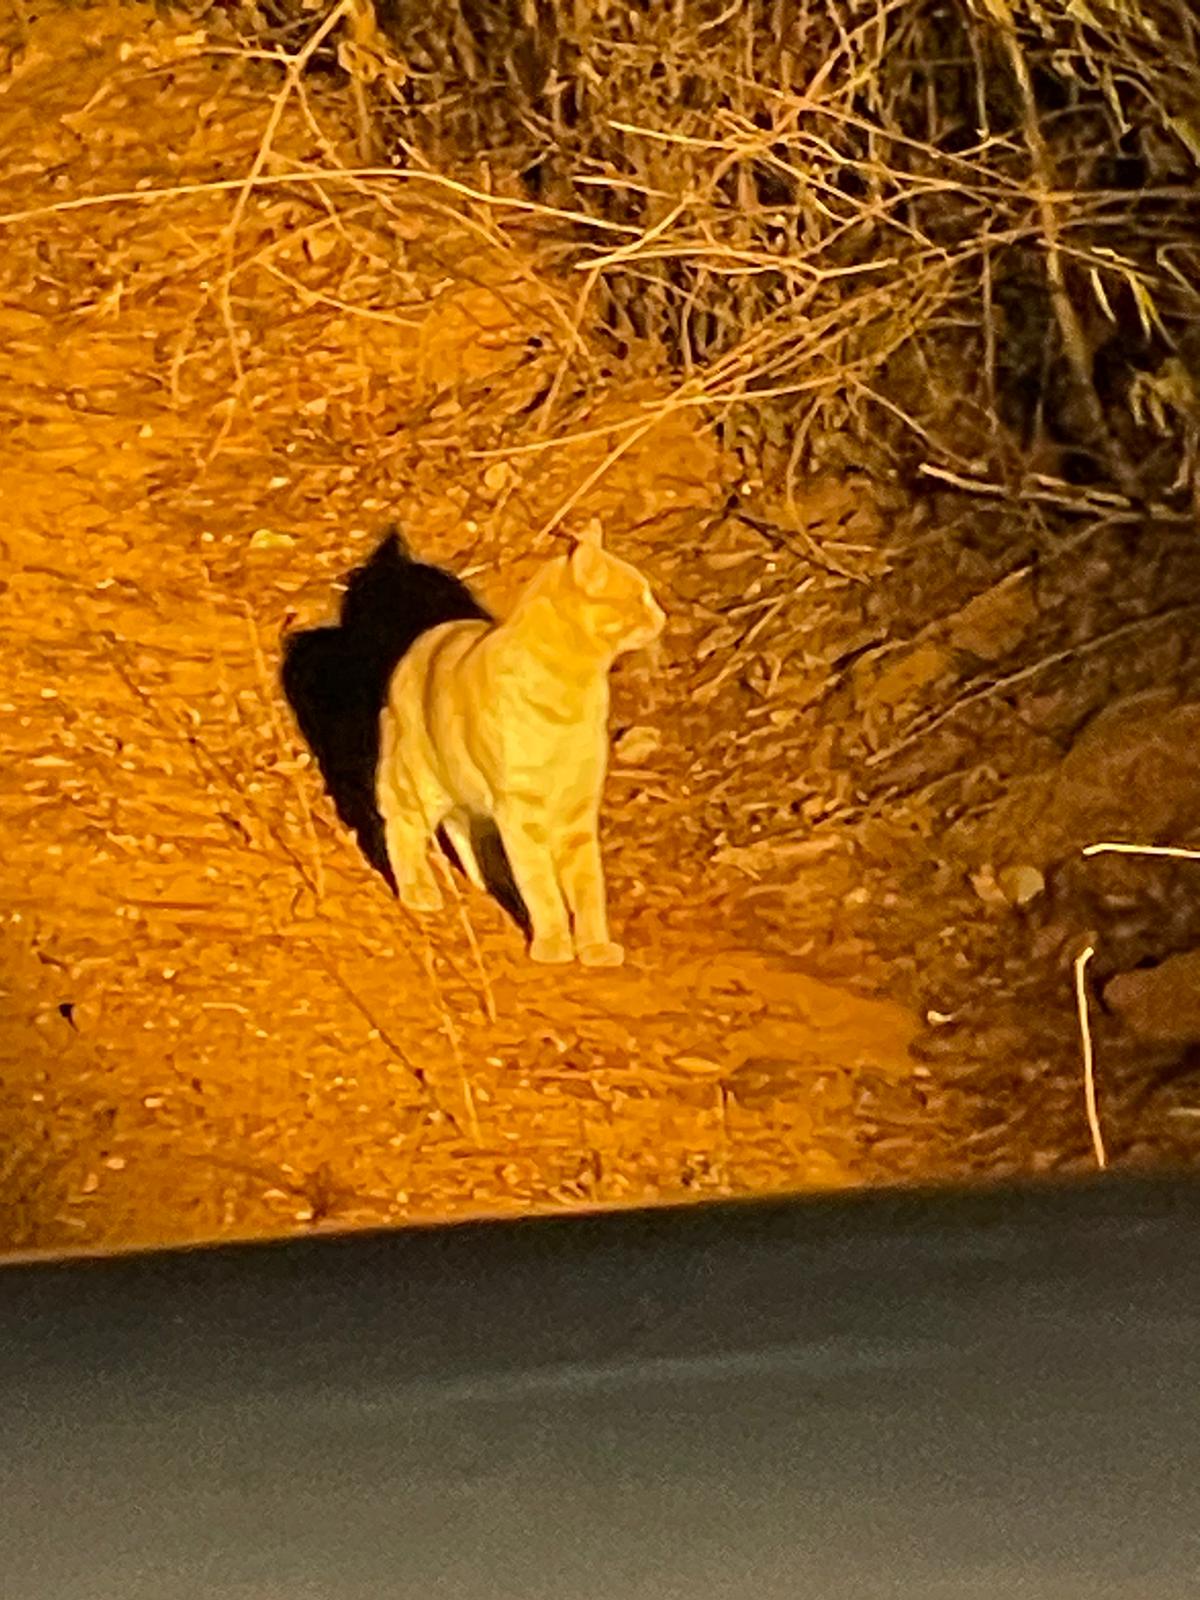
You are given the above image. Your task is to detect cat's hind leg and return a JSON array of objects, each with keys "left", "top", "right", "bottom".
[
  {"left": 441, "top": 810, "right": 487, "bottom": 893},
  {"left": 384, "top": 814, "right": 444, "bottom": 911},
  {"left": 377, "top": 715, "right": 446, "bottom": 912}
]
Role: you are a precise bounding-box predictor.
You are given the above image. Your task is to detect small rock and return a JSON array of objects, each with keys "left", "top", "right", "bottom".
[
  {"left": 1105, "top": 948, "right": 1200, "bottom": 1043},
  {"left": 249, "top": 526, "right": 295, "bottom": 553},
  {"left": 1029, "top": 921, "right": 1071, "bottom": 962},
  {"left": 711, "top": 836, "right": 841, "bottom": 877},
  {"left": 857, "top": 642, "right": 951, "bottom": 713},
  {"left": 967, "top": 692, "right": 1200, "bottom": 870},
  {"left": 674, "top": 1055, "right": 724, "bottom": 1076},
  {"left": 614, "top": 725, "right": 661, "bottom": 765},
  {"left": 945, "top": 573, "right": 1037, "bottom": 661},
  {"left": 970, "top": 864, "right": 1009, "bottom": 907},
  {"left": 996, "top": 864, "right": 1045, "bottom": 906},
  {"left": 703, "top": 550, "right": 757, "bottom": 572}
]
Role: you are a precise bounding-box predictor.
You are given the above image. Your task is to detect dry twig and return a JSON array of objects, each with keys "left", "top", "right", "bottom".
[{"left": 1072, "top": 944, "right": 1107, "bottom": 1171}]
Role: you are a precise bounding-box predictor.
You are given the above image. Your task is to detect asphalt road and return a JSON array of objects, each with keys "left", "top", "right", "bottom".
[{"left": 4, "top": 1172, "right": 1199, "bottom": 1598}]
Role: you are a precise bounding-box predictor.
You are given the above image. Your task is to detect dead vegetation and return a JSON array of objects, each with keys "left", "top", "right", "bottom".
[
  {"left": 356, "top": 0, "right": 1199, "bottom": 501},
  {"left": 1, "top": 0, "right": 1199, "bottom": 1253}
]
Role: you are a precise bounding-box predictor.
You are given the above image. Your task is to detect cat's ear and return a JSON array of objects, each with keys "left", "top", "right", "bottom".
[
  {"left": 569, "top": 538, "right": 607, "bottom": 596},
  {"left": 578, "top": 517, "right": 604, "bottom": 547}
]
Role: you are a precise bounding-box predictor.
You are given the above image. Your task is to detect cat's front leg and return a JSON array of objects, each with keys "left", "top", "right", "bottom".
[
  {"left": 559, "top": 828, "right": 623, "bottom": 968},
  {"left": 497, "top": 805, "right": 573, "bottom": 963}
]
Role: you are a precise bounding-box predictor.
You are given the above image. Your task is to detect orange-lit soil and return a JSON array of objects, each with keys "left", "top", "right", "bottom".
[{"left": 2, "top": 3, "right": 1196, "bottom": 1255}]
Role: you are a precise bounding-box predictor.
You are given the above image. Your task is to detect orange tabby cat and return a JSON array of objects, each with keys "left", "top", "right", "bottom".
[{"left": 376, "top": 531, "right": 664, "bottom": 966}]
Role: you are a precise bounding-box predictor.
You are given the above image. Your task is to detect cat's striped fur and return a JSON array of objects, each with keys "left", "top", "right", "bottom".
[{"left": 377, "top": 532, "right": 664, "bottom": 966}]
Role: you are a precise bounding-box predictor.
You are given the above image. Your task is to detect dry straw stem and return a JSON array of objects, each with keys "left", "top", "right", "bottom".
[
  {"left": 478, "top": 254, "right": 961, "bottom": 510},
  {"left": 429, "top": 849, "right": 498, "bottom": 1027},
  {"left": 1072, "top": 944, "right": 1107, "bottom": 1171},
  {"left": 1082, "top": 842, "right": 1200, "bottom": 862},
  {"left": 281, "top": 82, "right": 595, "bottom": 364},
  {"left": 208, "top": 0, "right": 358, "bottom": 442},
  {"left": 412, "top": 928, "right": 483, "bottom": 1147},
  {"left": 982, "top": 4, "right": 1137, "bottom": 493},
  {"left": 916, "top": 463, "right": 1195, "bottom": 526},
  {"left": 311, "top": 947, "right": 441, "bottom": 1112},
  {"left": 864, "top": 601, "right": 1200, "bottom": 770},
  {"left": 0, "top": 167, "right": 641, "bottom": 236}
]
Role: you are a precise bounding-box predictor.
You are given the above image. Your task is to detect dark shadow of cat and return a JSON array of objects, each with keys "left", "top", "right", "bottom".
[{"left": 280, "top": 529, "right": 530, "bottom": 936}]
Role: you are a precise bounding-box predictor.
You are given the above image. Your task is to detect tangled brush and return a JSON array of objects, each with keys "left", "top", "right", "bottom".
[{"left": 313, "top": 0, "right": 1200, "bottom": 513}]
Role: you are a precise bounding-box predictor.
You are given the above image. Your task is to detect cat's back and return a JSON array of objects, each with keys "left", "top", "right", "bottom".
[{"left": 386, "top": 615, "right": 493, "bottom": 704}]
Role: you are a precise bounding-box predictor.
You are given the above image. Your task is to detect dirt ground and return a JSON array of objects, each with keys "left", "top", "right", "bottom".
[{"left": 2, "top": 2, "right": 1198, "bottom": 1257}]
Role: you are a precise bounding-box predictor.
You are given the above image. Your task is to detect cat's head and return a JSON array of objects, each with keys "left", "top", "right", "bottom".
[{"left": 564, "top": 540, "right": 665, "bottom": 655}]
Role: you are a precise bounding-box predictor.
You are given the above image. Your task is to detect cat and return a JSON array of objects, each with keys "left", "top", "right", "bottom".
[{"left": 376, "top": 527, "right": 665, "bottom": 967}]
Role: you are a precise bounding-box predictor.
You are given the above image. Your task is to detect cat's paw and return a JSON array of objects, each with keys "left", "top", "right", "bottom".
[
  {"left": 529, "top": 932, "right": 575, "bottom": 965},
  {"left": 399, "top": 882, "right": 444, "bottom": 913},
  {"left": 578, "top": 940, "right": 625, "bottom": 969}
]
